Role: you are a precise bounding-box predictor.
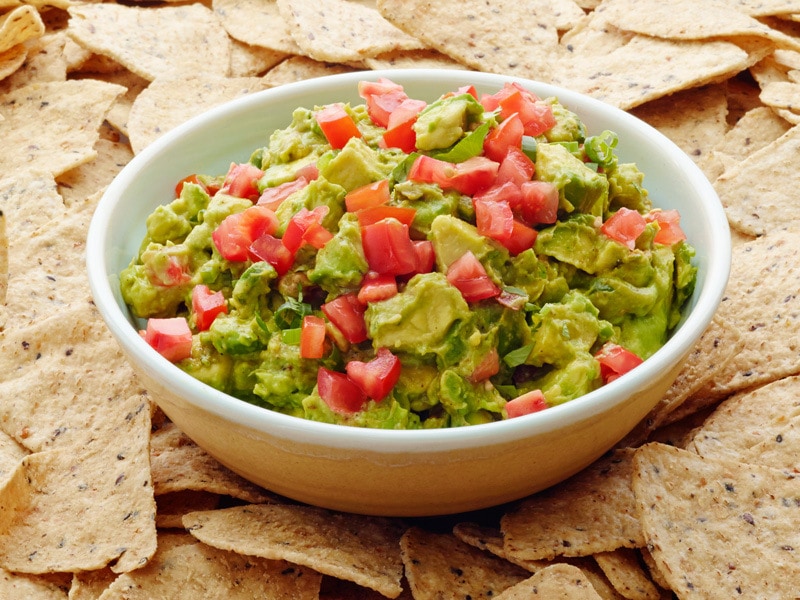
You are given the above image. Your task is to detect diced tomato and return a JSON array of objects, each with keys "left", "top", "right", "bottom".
[
  {"left": 456, "top": 84, "right": 478, "bottom": 99},
  {"left": 345, "top": 347, "right": 402, "bottom": 402},
  {"left": 322, "top": 293, "right": 368, "bottom": 344},
  {"left": 345, "top": 179, "right": 391, "bottom": 212},
  {"left": 601, "top": 207, "right": 647, "bottom": 250},
  {"left": 360, "top": 218, "right": 418, "bottom": 276},
  {"left": 294, "top": 163, "right": 319, "bottom": 182},
  {"left": 357, "top": 271, "right": 398, "bottom": 304},
  {"left": 146, "top": 254, "right": 191, "bottom": 287},
  {"left": 468, "top": 347, "right": 500, "bottom": 383},
  {"left": 356, "top": 205, "right": 417, "bottom": 228},
  {"left": 498, "top": 220, "right": 538, "bottom": 256},
  {"left": 496, "top": 146, "right": 535, "bottom": 186},
  {"left": 317, "top": 367, "right": 368, "bottom": 413},
  {"left": 483, "top": 113, "right": 524, "bottom": 163},
  {"left": 248, "top": 233, "right": 295, "bottom": 275},
  {"left": 482, "top": 83, "right": 556, "bottom": 137},
  {"left": 316, "top": 104, "right": 362, "bottom": 149},
  {"left": 411, "top": 240, "right": 435, "bottom": 274},
  {"left": 513, "top": 181, "right": 559, "bottom": 226},
  {"left": 142, "top": 317, "right": 193, "bottom": 362},
  {"left": 300, "top": 315, "right": 327, "bottom": 359},
  {"left": 257, "top": 177, "right": 310, "bottom": 210},
  {"left": 646, "top": 209, "right": 687, "bottom": 246},
  {"left": 595, "top": 342, "right": 644, "bottom": 384},
  {"left": 212, "top": 205, "right": 279, "bottom": 262},
  {"left": 358, "top": 78, "right": 407, "bottom": 127},
  {"left": 382, "top": 98, "right": 427, "bottom": 152},
  {"left": 446, "top": 251, "right": 501, "bottom": 302},
  {"left": 474, "top": 196, "right": 514, "bottom": 243},
  {"left": 282, "top": 206, "right": 333, "bottom": 253},
  {"left": 220, "top": 163, "right": 264, "bottom": 201},
  {"left": 505, "top": 389, "right": 548, "bottom": 418},
  {"left": 191, "top": 284, "right": 227, "bottom": 331},
  {"left": 408, "top": 155, "right": 499, "bottom": 196},
  {"left": 474, "top": 181, "right": 523, "bottom": 206}
]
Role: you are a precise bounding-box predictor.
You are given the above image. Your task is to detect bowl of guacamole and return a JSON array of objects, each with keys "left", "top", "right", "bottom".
[{"left": 87, "top": 69, "right": 730, "bottom": 516}]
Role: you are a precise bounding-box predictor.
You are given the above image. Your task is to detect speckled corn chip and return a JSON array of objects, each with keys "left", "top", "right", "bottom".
[
  {"left": 0, "top": 6, "right": 44, "bottom": 54},
  {"left": 494, "top": 563, "right": 603, "bottom": 599},
  {"left": 593, "top": 548, "right": 662, "bottom": 600}
]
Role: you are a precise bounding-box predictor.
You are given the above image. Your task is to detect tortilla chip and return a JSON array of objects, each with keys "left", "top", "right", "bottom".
[
  {"left": 547, "top": 0, "right": 587, "bottom": 32},
  {"left": 632, "top": 443, "right": 800, "bottom": 598},
  {"left": 56, "top": 138, "right": 133, "bottom": 207},
  {"left": 149, "top": 421, "right": 281, "bottom": 504},
  {"left": 155, "top": 490, "right": 221, "bottom": 529},
  {"left": 261, "top": 55, "right": 356, "bottom": 87},
  {"left": 213, "top": 0, "right": 300, "bottom": 55},
  {"left": 229, "top": 39, "right": 287, "bottom": 78},
  {"left": 687, "top": 374, "right": 800, "bottom": 472},
  {"left": 0, "top": 171, "right": 65, "bottom": 250},
  {"left": 68, "top": 568, "right": 118, "bottom": 600},
  {"left": 127, "top": 75, "right": 270, "bottom": 154},
  {"left": 0, "top": 79, "right": 126, "bottom": 178},
  {"left": 400, "top": 527, "right": 530, "bottom": 600},
  {"left": 184, "top": 504, "right": 406, "bottom": 598},
  {"left": 0, "top": 394, "right": 155, "bottom": 574},
  {"left": 377, "top": 0, "right": 562, "bottom": 81},
  {"left": 729, "top": 0, "right": 800, "bottom": 16},
  {"left": 0, "top": 569, "right": 69, "bottom": 599},
  {"left": 0, "top": 5, "right": 44, "bottom": 54},
  {"left": 279, "top": 0, "right": 424, "bottom": 64},
  {"left": 0, "top": 32, "right": 66, "bottom": 95},
  {"left": 101, "top": 532, "right": 322, "bottom": 598},
  {"left": 66, "top": 3, "right": 232, "bottom": 81},
  {"left": 502, "top": 449, "right": 643, "bottom": 562},
  {"left": 0, "top": 208, "right": 6, "bottom": 306},
  {"left": 593, "top": 549, "right": 661, "bottom": 600},
  {"left": 363, "top": 48, "right": 467, "bottom": 71},
  {"left": 494, "top": 564, "right": 604, "bottom": 600},
  {"left": 0, "top": 430, "right": 25, "bottom": 488}
]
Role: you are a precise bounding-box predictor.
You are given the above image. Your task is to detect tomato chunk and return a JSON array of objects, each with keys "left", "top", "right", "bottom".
[
  {"left": 142, "top": 317, "right": 193, "bottom": 362},
  {"left": 647, "top": 209, "right": 687, "bottom": 246},
  {"left": 257, "top": 177, "right": 310, "bottom": 210},
  {"left": 595, "top": 342, "right": 643, "bottom": 384},
  {"left": 357, "top": 271, "right": 398, "bottom": 304},
  {"left": 322, "top": 293, "right": 368, "bottom": 344},
  {"left": 356, "top": 205, "right": 416, "bottom": 228},
  {"left": 345, "top": 347, "right": 402, "bottom": 402},
  {"left": 411, "top": 240, "right": 435, "bottom": 275},
  {"left": 514, "top": 181, "right": 559, "bottom": 226},
  {"left": 498, "top": 220, "right": 538, "bottom": 256},
  {"left": 601, "top": 207, "right": 647, "bottom": 250},
  {"left": 212, "top": 205, "right": 279, "bottom": 262},
  {"left": 358, "top": 78, "right": 407, "bottom": 127},
  {"left": 361, "top": 218, "right": 418, "bottom": 276},
  {"left": 474, "top": 196, "right": 514, "bottom": 243},
  {"left": 505, "top": 389, "right": 548, "bottom": 418},
  {"left": 345, "top": 179, "right": 391, "bottom": 212},
  {"left": 317, "top": 367, "right": 368, "bottom": 413},
  {"left": 496, "top": 146, "right": 535, "bottom": 187},
  {"left": 300, "top": 315, "right": 327, "bottom": 359},
  {"left": 191, "top": 284, "right": 228, "bottom": 331},
  {"left": 483, "top": 113, "right": 524, "bottom": 163},
  {"left": 468, "top": 347, "right": 500, "bottom": 383},
  {"left": 446, "top": 251, "right": 501, "bottom": 302},
  {"left": 282, "top": 206, "right": 333, "bottom": 253},
  {"left": 248, "top": 233, "right": 295, "bottom": 275},
  {"left": 408, "top": 155, "right": 499, "bottom": 196},
  {"left": 382, "top": 98, "right": 427, "bottom": 152},
  {"left": 316, "top": 104, "right": 362, "bottom": 149},
  {"left": 221, "top": 163, "right": 264, "bottom": 201}
]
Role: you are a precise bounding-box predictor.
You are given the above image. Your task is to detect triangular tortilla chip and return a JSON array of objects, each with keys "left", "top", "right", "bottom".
[
  {"left": 494, "top": 564, "right": 603, "bottom": 600},
  {"left": 213, "top": 0, "right": 300, "bottom": 55},
  {"left": 0, "top": 5, "right": 44, "bottom": 54}
]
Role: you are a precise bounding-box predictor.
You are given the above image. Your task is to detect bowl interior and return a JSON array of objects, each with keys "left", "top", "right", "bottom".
[{"left": 87, "top": 69, "right": 731, "bottom": 453}]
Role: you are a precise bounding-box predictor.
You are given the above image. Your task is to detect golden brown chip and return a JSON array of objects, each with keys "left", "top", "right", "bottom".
[
  {"left": 66, "top": 3, "right": 232, "bottom": 81},
  {"left": 494, "top": 563, "right": 604, "bottom": 600},
  {"left": 0, "top": 207, "right": 6, "bottom": 306},
  {"left": 632, "top": 443, "right": 800, "bottom": 598},
  {"left": 502, "top": 449, "right": 643, "bottom": 562},
  {"left": 400, "top": 527, "right": 530, "bottom": 600},
  {"left": 0, "top": 431, "right": 25, "bottom": 490},
  {"left": 0, "top": 569, "right": 69, "bottom": 599},
  {"left": 184, "top": 504, "right": 406, "bottom": 598},
  {"left": 0, "top": 42, "right": 25, "bottom": 82},
  {"left": 68, "top": 568, "right": 118, "bottom": 600},
  {"left": 593, "top": 549, "right": 661, "bottom": 600}
]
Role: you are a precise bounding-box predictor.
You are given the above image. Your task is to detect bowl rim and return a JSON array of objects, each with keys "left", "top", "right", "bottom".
[{"left": 87, "top": 68, "right": 731, "bottom": 453}]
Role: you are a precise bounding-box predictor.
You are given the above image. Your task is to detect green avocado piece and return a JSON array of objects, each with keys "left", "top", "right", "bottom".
[
  {"left": 607, "top": 162, "right": 652, "bottom": 213},
  {"left": 391, "top": 180, "right": 461, "bottom": 237},
  {"left": 318, "top": 137, "right": 403, "bottom": 192},
  {"left": 252, "top": 333, "right": 321, "bottom": 414},
  {"left": 428, "top": 214, "right": 507, "bottom": 278},
  {"left": 413, "top": 93, "right": 486, "bottom": 151},
  {"left": 542, "top": 98, "right": 586, "bottom": 143},
  {"left": 534, "top": 214, "right": 629, "bottom": 275},
  {"left": 435, "top": 369, "right": 506, "bottom": 426},
  {"left": 263, "top": 106, "right": 328, "bottom": 164},
  {"left": 308, "top": 212, "right": 369, "bottom": 294},
  {"left": 274, "top": 176, "right": 346, "bottom": 235},
  {"left": 536, "top": 141, "right": 609, "bottom": 216},
  {"left": 522, "top": 350, "right": 602, "bottom": 406}
]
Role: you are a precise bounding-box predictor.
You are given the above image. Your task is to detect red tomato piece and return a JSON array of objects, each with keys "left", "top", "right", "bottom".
[
  {"left": 248, "top": 233, "right": 295, "bottom": 275},
  {"left": 498, "top": 219, "right": 538, "bottom": 256},
  {"left": 357, "top": 271, "right": 398, "bottom": 304},
  {"left": 360, "top": 218, "right": 418, "bottom": 276},
  {"left": 446, "top": 251, "right": 501, "bottom": 302},
  {"left": 175, "top": 174, "right": 219, "bottom": 198},
  {"left": 300, "top": 315, "right": 326, "bottom": 359},
  {"left": 356, "top": 205, "right": 417, "bottom": 228},
  {"left": 514, "top": 181, "right": 559, "bottom": 226},
  {"left": 142, "top": 317, "right": 193, "bottom": 362},
  {"left": 220, "top": 163, "right": 264, "bottom": 201},
  {"left": 345, "top": 347, "right": 402, "bottom": 402},
  {"left": 345, "top": 179, "right": 391, "bottom": 212},
  {"left": 456, "top": 84, "right": 478, "bottom": 99},
  {"left": 191, "top": 284, "right": 228, "bottom": 332},
  {"left": 483, "top": 113, "right": 524, "bottom": 163},
  {"left": 257, "top": 177, "right": 310, "bottom": 211},
  {"left": 212, "top": 205, "right": 279, "bottom": 262},
  {"left": 496, "top": 146, "right": 535, "bottom": 186},
  {"left": 317, "top": 367, "right": 368, "bottom": 413},
  {"left": 646, "top": 209, "right": 687, "bottom": 245},
  {"left": 408, "top": 155, "right": 499, "bottom": 196},
  {"left": 322, "top": 293, "right": 368, "bottom": 344},
  {"left": 505, "top": 389, "right": 548, "bottom": 418},
  {"left": 595, "top": 342, "right": 644, "bottom": 384},
  {"left": 474, "top": 197, "right": 514, "bottom": 243},
  {"left": 282, "top": 206, "right": 332, "bottom": 253},
  {"left": 411, "top": 240, "right": 435, "bottom": 274},
  {"left": 146, "top": 254, "right": 191, "bottom": 287},
  {"left": 316, "top": 104, "right": 362, "bottom": 149},
  {"left": 468, "top": 347, "right": 500, "bottom": 383},
  {"left": 358, "top": 78, "right": 407, "bottom": 127},
  {"left": 474, "top": 181, "right": 523, "bottom": 206},
  {"left": 294, "top": 163, "right": 319, "bottom": 182},
  {"left": 600, "top": 207, "right": 648, "bottom": 250},
  {"left": 382, "top": 98, "right": 427, "bottom": 153}
]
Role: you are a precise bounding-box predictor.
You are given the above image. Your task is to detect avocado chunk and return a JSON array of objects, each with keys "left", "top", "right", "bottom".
[
  {"left": 318, "top": 137, "right": 402, "bottom": 192},
  {"left": 274, "top": 176, "right": 346, "bottom": 235},
  {"left": 428, "top": 214, "right": 507, "bottom": 279},
  {"left": 535, "top": 214, "right": 629, "bottom": 275},
  {"left": 308, "top": 212, "right": 369, "bottom": 294},
  {"left": 413, "top": 93, "right": 486, "bottom": 151},
  {"left": 536, "top": 141, "right": 609, "bottom": 216}
]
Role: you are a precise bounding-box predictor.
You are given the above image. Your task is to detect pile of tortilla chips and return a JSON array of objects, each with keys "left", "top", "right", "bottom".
[{"left": 2, "top": 0, "right": 800, "bottom": 597}]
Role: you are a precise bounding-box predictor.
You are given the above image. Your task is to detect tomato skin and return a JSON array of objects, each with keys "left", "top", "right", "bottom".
[
  {"left": 221, "top": 163, "right": 264, "bottom": 201},
  {"left": 474, "top": 197, "right": 514, "bottom": 243},
  {"left": 646, "top": 209, "right": 687, "bottom": 245},
  {"left": 358, "top": 78, "right": 407, "bottom": 127},
  {"left": 446, "top": 251, "right": 501, "bottom": 302},
  {"left": 212, "top": 205, "right": 279, "bottom": 262},
  {"left": 282, "top": 206, "right": 332, "bottom": 253},
  {"left": 356, "top": 205, "right": 417, "bottom": 228},
  {"left": 191, "top": 284, "right": 228, "bottom": 331},
  {"left": 484, "top": 83, "right": 556, "bottom": 137},
  {"left": 357, "top": 271, "right": 398, "bottom": 304},
  {"left": 498, "top": 219, "right": 538, "bottom": 256},
  {"left": 595, "top": 343, "right": 643, "bottom": 384},
  {"left": 300, "top": 315, "right": 327, "bottom": 359},
  {"left": 317, "top": 367, "right": 368, "bottom": 413},
  {"left": 316, "top": 104, "right": 362, "bottom": 149},
  {"left": 345, "top": 179, "right": 390, "bottom": 212},
  {"left": 411, "top": 240, "right": 435, "bottom": 274},
  {"left": 382, "top": 98, "right": 427, "bottom": 152},
  {"left": 514, "top": 181, "right": 559, "bottom": 226},
  {"left": 142, "top": 317, "right": 193, "bottom": 362},
  {"left": 505, "top": 389, "right": 548, "bottom": 418},
  {"left": 483, "top": 113, "right": 524, "bottom": 163},
  {"left": 601, "top": 207, "right": 647, "bottom": 249},
  {"left": 322, "top": 293, "right": 368, "bottom": 344},
  {"left": 257, "top": 177, "right": 310, "bottom": 211},
  {"left": 345, "top": 347, "right": 402, "bottom": 402},
  {"left": 248, "top": 233, "right": 295, "bottom": 275},
  {"left": 497, "top": 146, "right": 535, "bottom": 187},
  {"left": 408, "top": 155, "right": 499, "bottom": 196},
  {"left": 361, "top": 218, "right": 418, "bottom": 276}
]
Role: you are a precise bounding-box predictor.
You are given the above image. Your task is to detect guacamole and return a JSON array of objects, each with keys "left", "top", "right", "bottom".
[{"left": 120, "top": 79, "right": 697, "bottom": 429}]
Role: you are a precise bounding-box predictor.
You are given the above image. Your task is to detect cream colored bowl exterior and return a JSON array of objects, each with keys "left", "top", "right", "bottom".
[{"left": 87, "top": 70, "right": 730, "bottom": 516}]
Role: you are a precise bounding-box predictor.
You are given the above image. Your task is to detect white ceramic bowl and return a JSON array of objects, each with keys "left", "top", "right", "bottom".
[{"left": 87, "top": 69, "right": 730, "bottom": 516}]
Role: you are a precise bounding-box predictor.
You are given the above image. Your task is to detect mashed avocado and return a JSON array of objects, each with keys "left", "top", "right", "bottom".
[{"left": 121, "top": 79, "right": 698, "bottom": 429}]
